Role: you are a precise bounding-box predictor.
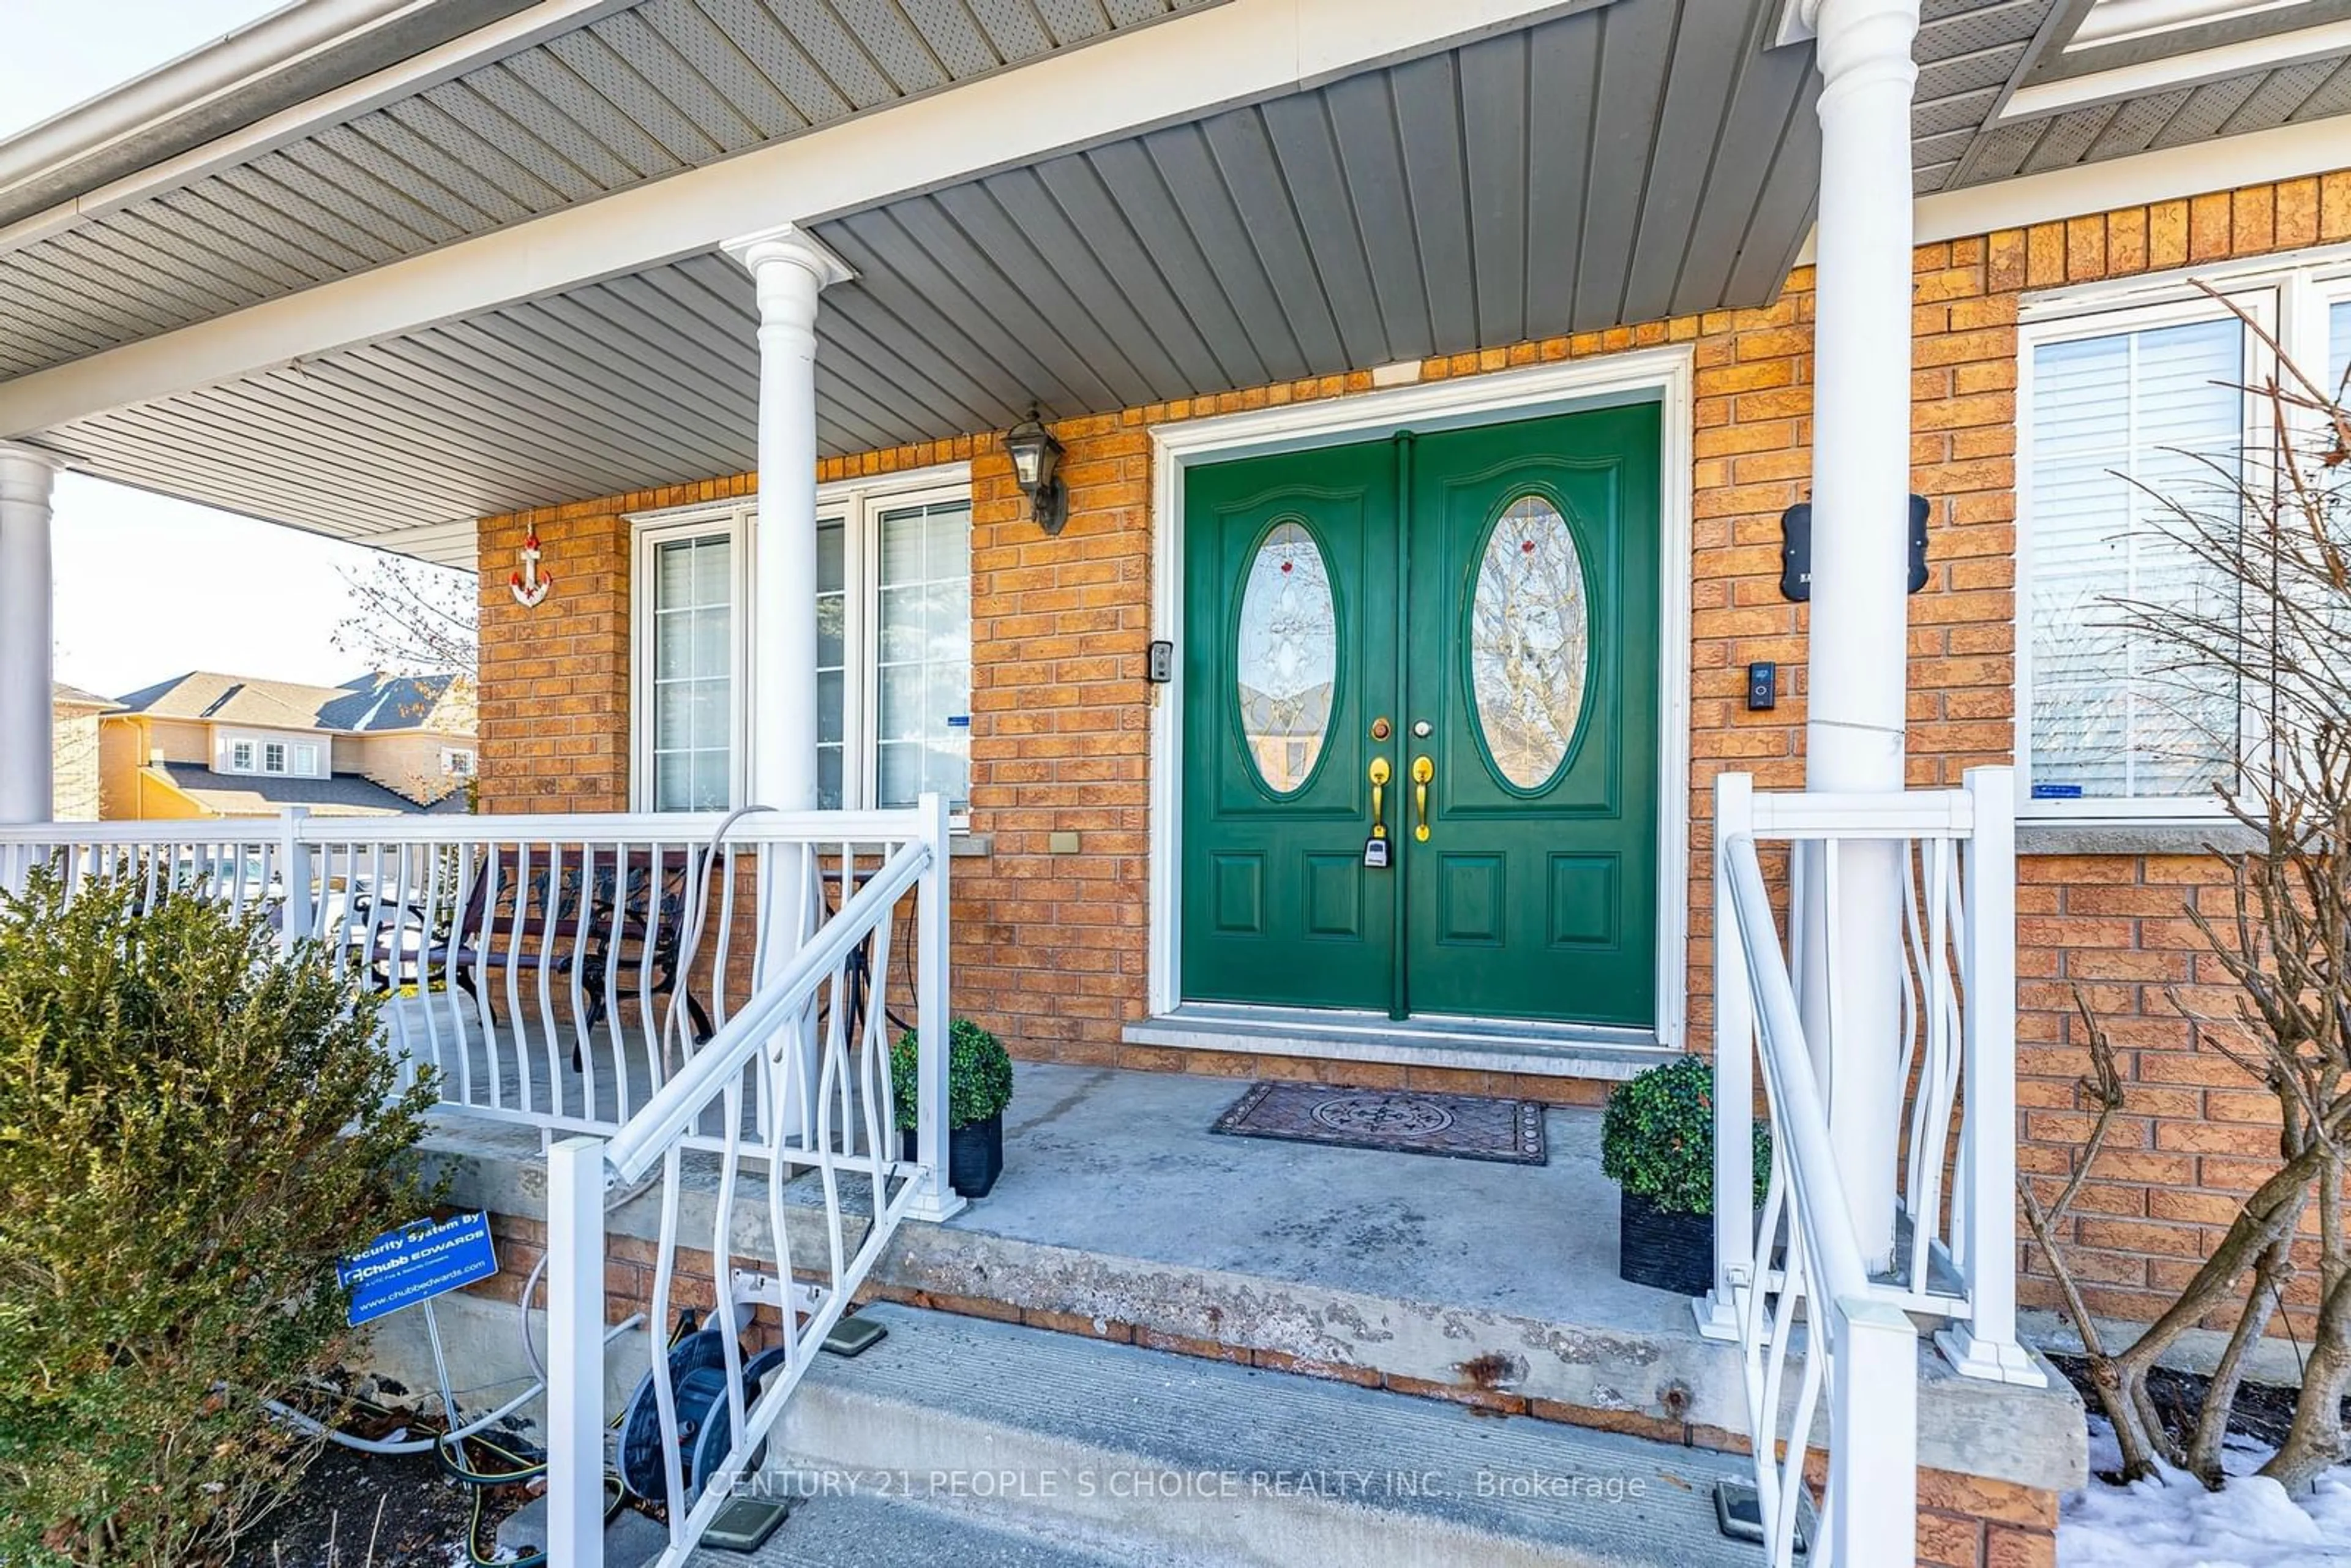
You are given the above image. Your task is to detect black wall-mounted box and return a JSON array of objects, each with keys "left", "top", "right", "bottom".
[{"left": 1779, "top": 495, "right": 1930, "bottom": 601}]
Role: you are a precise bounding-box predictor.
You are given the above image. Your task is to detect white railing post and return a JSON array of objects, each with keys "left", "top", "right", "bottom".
[
  {"left": 278, "top": 806, "right": 314, "bottom": 953},
  {"left": 1937, "top": 767, "right": 2044, "bottom": 1384},
  {"left": 546, "top": 1136, "right": 608, "bottom": 1568},
  {"left": 906, "top": 790, "right": 964, "bottom": 1223},
  {"left": 1698, "top": 771, "right": 1755, "bottom": 1340},
  {"left": 1831, "top": 1296, "right": 1919, "bottom": 1566}
]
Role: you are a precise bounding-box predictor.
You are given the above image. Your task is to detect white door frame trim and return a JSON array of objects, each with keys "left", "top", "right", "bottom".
[{"left": 1145, "top": 349, "right": 1697, "bottom": 1047}]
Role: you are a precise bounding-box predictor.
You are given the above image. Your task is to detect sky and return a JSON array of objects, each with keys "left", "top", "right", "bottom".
[{"left": 7, "top": 1, "right": 470, "bottom": 701}]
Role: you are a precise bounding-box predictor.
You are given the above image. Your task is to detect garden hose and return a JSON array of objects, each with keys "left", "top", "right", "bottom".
[
  {"left": 272, "top": 1172, "right": 673, "bottom": 1565},
  {"left": 301, "top": 1374, "right": 634, "bottom": 1567}
]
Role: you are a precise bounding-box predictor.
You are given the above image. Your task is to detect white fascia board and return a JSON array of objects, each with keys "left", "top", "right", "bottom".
[
  {"left": 1999, "top": 17, "right": 2351, "bottom": 119},
  {"left": 0, "top": 0, "right": 1599, "bottom": 440},
  {"left": 351, "top": 517, "right": 479, "bottom": 568},
  {"left": 2069, "top": 1, "right": 2312, "bottom": 53},
  {"left": 1784, "top": 110, "right": 2351, "bottom": 262},
  {"left": 0, "top": 0, "right": 645, "bottom": 257},
  {"left": 1912, "top": 112, "right": 2351, "bottom": 244},
  {"left": 0, "top": 0, "right": 431, "bottom": 203}
]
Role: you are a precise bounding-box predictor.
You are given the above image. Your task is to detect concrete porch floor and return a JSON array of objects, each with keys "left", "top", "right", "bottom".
[
  {"left": 419, "top": 1059, "right": 2084, "bottom": 1495},
  {"left": 940, "top": 1060, "right": 1682, "bottom": 1335}
]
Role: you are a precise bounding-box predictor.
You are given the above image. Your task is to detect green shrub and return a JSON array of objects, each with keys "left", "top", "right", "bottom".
[
  {"left": 1600, "top": 1056, "right": 1771, "bottom": 1217},
  {"left": 890, "top": 1018, "right": 1014, "bottom": 1131},
  {"left": 0, "top": 871, "right": 437, "bottom": 1567}
]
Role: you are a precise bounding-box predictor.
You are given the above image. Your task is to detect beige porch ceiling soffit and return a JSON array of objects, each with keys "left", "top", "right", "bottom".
[{"left": 0, "top": 0, "right": 1625, "bottom": 441}]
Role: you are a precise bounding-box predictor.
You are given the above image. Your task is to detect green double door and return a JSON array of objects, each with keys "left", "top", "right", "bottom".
[{"left": 1180, "top": 406, "right": 1660, "bottom": 1028}]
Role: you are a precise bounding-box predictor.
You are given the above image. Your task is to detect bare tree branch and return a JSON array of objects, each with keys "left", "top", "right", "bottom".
[
  {"left": 2029, "top": 285, "right": 2351, "bottom": 1491},
  {"left": 332, "top": 556, "right": 476, "bottom": 680}
]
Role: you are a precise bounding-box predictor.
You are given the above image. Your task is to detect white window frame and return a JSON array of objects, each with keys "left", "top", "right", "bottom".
[
  {"left": 228, "top": 739, "right": 255, "bottom": 772},
  {"left": 263, "top": 741, "right": 288, "bottom": 775},
  {"left": 442, "top": 746, "right": 476, "bottom": 777},
  {"left": 626, "top": 460, "right": 972, "bottom": 814},
  {"left": 630, "top": 510, "right": 753, "bottom": 814},
  {"left": 2320, "top": 269, "right": 2351, "bottom": 387},
  {"left": 292, "top": 742, "right": 319, "bottom": 776},
  {"left": 2016, "top": 246, "right": 2351, "bottom": 822},
  {"left": 823, "top": 473, "right": 975, "bottom": 812}
]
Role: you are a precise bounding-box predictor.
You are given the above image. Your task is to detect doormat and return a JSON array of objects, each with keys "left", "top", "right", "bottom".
[{"left": 1209, "top": 1082, "right": 1547, "bottom": 1166}]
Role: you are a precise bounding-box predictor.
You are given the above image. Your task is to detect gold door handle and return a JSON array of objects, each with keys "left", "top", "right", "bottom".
[
  {"left": 1368, "top": 757, "right": 1391, "bottom": 839},
  {"left": 1412, "top": 755, "right": 1433, "bottom": 841}
]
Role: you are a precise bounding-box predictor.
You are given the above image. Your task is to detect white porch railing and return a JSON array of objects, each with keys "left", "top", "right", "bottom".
[
  {"left": 1705, "top": 768, "right": 2039, "bottom": 1381},
  {"left": 0, "top": 798, "right": 962, "bottom": 1566},
  {"left": 0, "top": 804, "right": 942, "bottom": 1144},
  {"left": 1701, "top": 767, "right": 2039, "bottom": 1568},
  {"left": 548, "top": 793, "right": 957, "bottom": 1566}
]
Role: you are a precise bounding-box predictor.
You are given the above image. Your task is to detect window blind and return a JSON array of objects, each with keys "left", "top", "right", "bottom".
[{"left": 2029, "top": 315, "right": 2245, "bottom": 804}]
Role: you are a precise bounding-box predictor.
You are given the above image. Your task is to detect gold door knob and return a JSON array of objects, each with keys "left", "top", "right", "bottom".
[
  {"left": 1368, "top": 756, "right": 1391, "bottom": 839},
  {"left": 1411, "top": 755, "right": 1433, "bottom": 841}
]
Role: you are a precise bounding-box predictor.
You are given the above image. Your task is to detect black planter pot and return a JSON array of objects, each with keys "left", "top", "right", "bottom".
[
  {"left": 1617, "top": 1188, "right": 1715, "bottom": 1297},
  {"left": 899, "top": 1113, "right": 1005, "bottom": 1199}
]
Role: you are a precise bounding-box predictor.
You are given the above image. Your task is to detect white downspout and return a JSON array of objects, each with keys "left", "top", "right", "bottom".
[
  {"left": 0, "top": 444, "right": 64, "bottom": 827},
  {"left": 1799, "top": 0, "right": 1921, "bottom": 1272}
]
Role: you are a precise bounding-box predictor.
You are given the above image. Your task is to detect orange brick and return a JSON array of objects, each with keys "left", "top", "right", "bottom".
[{"left": 476, "top": 164, "right": 2351, "bottom": 1343}]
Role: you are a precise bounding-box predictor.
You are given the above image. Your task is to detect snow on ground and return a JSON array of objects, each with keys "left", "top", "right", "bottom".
[{"left": 2061, "top": 1417, "right": 2351, "bottom": 1566}]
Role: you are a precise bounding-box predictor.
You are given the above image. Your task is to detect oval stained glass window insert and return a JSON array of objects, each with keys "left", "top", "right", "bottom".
[
  {"left": 1235, "top": 520, "right": 1337, "bottom": 794},
  {"left": 1471, "top": 495, "right": 1589, "bottom": 790}
]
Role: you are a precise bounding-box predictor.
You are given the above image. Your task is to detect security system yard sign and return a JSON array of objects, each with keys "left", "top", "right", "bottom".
[{"left": 337, "top": 1211, "right": 500, "bottom": 1326}]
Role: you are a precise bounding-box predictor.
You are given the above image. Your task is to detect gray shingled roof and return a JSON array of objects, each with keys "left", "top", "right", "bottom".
[
  {"left": 156, "top": 763, "right": 470, "bottom": 819},
  {"left": 114, "top": 670, "right": 467, "bottom": 735},
  {"left": 53, "top": 681, "right": 121, "bottom": 711}
]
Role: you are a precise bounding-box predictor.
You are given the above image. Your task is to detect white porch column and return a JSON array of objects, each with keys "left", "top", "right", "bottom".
[
  {"left": 0, "top": 443, "right": 64, "bottom": 825},
  {"left": 722, "top": 223, "right": 853, "bottom": 811},
  {"left": 1799, "top": 0, "right": 1920, "bottom": 1270}
]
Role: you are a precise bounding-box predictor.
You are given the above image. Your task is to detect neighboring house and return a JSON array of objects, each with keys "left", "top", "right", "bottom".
[
  {"left": 50, "top": 683, "right": 119, "bottom": 822},
  {"left": 7, "top": 1, "right": 2351, "bottom": 1562},
  {"left": 99, "top": 672, "right": 475, "bottom": 820}
]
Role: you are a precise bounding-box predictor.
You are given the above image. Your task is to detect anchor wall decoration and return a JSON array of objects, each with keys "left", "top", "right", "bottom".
[{"left": 509, "top": 530, "right": 553, "bottom": 609}]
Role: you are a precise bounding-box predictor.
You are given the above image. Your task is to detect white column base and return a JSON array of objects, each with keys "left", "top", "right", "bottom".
[
  {"left": 1692, "top": 1278, "right": 1749, "bottom": 1345},
  {"left": 1693, "top": 1289, "right": 1742, "bottom": 1342},
  {"left": 1935, "top": 1324, "right": 2048, "bottom": 1387},
  {"left": 904, "top": 1177, "right": 966, "bottom": 1225}
]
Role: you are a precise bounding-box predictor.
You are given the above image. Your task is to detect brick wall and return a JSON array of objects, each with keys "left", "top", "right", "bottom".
[
  {"left": 1977, "top": 173, "right": 2351, "bottom": 1337},
  {"left": 474, "top": 169, "right": 2351, "bottom": 1325},
  {"left": 478, "top": 487, "right": 653, "bottom": 814}
]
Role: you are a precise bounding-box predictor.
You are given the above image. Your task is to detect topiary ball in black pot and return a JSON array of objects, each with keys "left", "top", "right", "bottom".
[
  {"left": 1600, "top": 1056, "right": 1772, "bottom": 1298},
  {"left": 891, "top": 1019, "right": 1014, "bottom": 1199}
]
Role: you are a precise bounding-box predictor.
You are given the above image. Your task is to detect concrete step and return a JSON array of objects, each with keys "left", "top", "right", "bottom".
[
  {"left": 742, "top": 1302, "right": 1763, "bottom": 1568},
  {"left": 688, "top": 1485, "right": 1182, "bottom": 1567}
]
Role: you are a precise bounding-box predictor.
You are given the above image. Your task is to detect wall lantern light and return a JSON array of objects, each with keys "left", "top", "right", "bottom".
[{"left": 1005, "top": 408, "right": 1067, "bottom": 537}]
